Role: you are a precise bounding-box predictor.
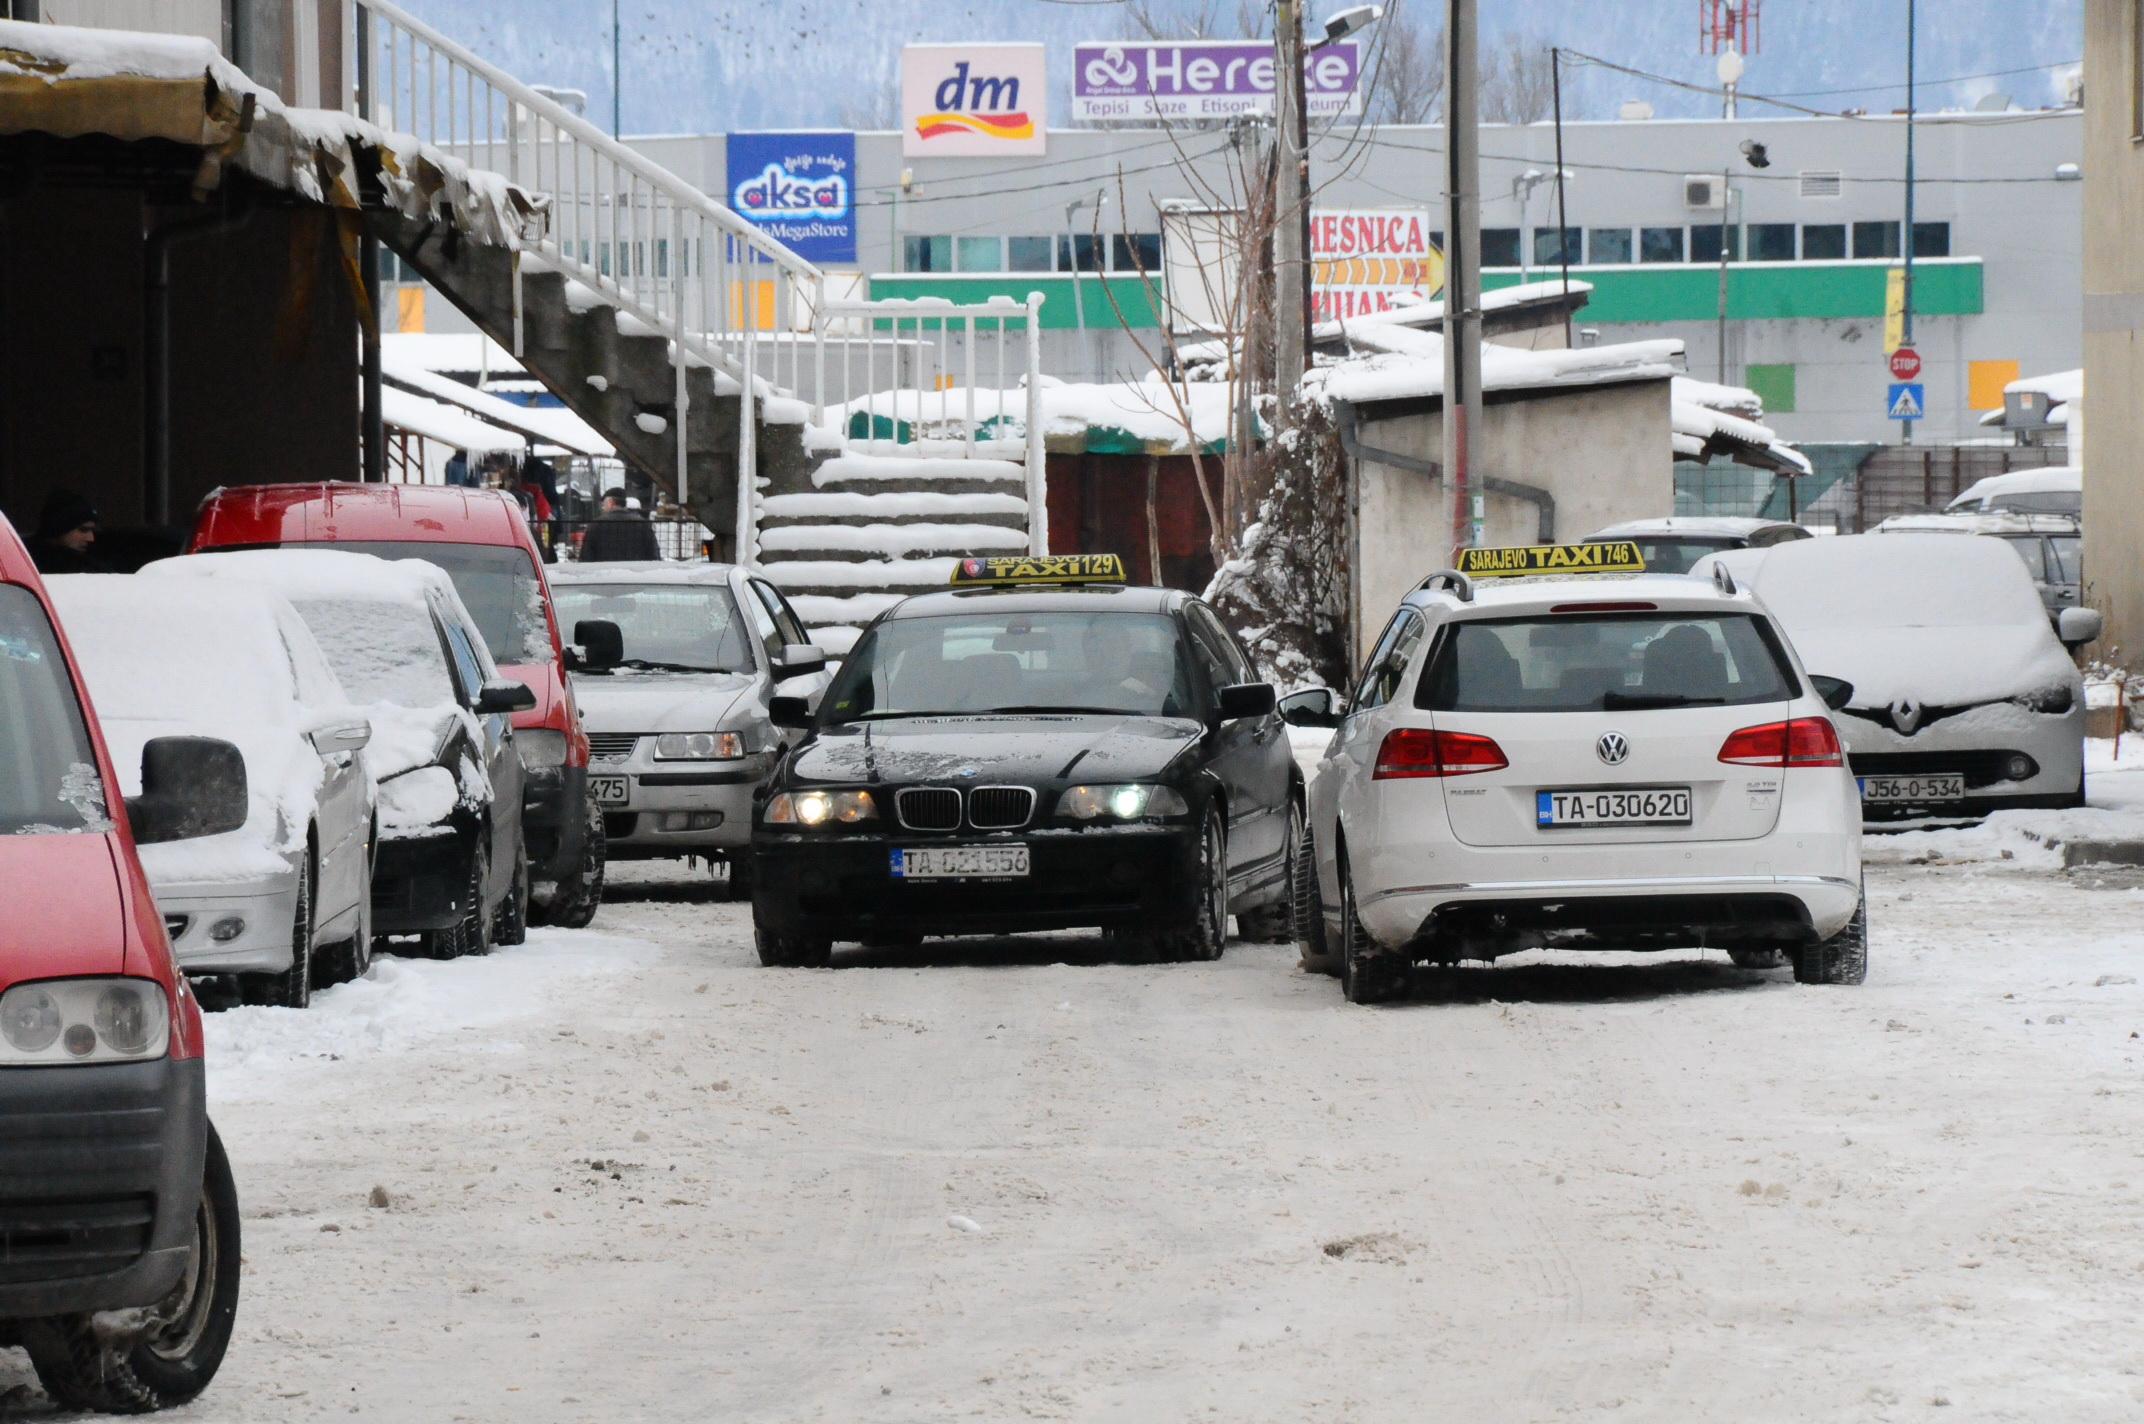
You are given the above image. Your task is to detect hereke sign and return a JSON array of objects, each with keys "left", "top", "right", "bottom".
[
  {"left": 1072, "top": 40, "right": 1363, "bottom": 123},
  {"left": 901, "top": 44, "right": 1048, "bottom": 157},
  {"left": 1312, "top": 209, "right": 1444, "bottom": 322},
  {"left": 726, "top": 131, "right": 857, "bottom": 265}
]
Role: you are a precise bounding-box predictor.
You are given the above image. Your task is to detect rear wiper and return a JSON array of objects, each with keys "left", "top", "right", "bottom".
[{"left": 1600, "top": 692, "right": 1727, "bottom": 710}]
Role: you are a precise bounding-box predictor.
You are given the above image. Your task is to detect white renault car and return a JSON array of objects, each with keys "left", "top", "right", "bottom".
[{"left": 1296, "top": 547, "right": 1865, "bottom": 1004}]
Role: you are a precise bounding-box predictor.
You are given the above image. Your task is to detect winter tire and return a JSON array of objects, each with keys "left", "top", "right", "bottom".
[
  {"left": 752, "top": 904, "right": 830, "bottom": 968},
  {"left": 1339, "top": 852, "right": 1406, "bottom": 1005},
  {"left": 24, "top": 1120, "right": 242, "bottom": 1413},
  {"left": 427, "top": 839, "right": 492, "bottom": 960},
  {"left": 1794, "top": 885, "right": 1868, "bottom": 986},
  {"left": 1236, "top": 798, "right": 1303, "bottom": 944},
  {"left": 494, "top": 841, "right": 529, "bottom": 947},
  {"left": 1292, "top": 820, "right": 1338, "bottom": 976},
  {"left": 242, "top": 857, "right": 313, "bottom": 1009},
  {"left": 534, "top": 794, "right": 606, "bottom": 930},
  {"left": 1152, "top": 808, "right": 1228, "bottom": 963}
]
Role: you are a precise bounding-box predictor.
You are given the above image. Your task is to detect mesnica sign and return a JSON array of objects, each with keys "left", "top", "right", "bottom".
[{"left": 1454, "top": 542, "right": 1647, "bottom": 578}]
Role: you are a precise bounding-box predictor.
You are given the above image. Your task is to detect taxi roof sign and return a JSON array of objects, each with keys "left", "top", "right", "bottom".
[
  {"left": 951, "top": 554, "right": 1127, "bottom": 587},
  {"left": 1453, "top": 542, "right": 1646, "bottom": 579}
]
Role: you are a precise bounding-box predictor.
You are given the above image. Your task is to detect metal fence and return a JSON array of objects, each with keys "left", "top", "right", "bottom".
[{"left": 1849, "top": 445, "right": 2071, "bottom": 529}]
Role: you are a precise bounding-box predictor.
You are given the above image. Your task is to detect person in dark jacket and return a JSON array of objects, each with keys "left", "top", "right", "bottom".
[
  {"left": 578, "top": 487, "right": 661, "bottom": 562},
  {"left": 28, "top": 490, "right": 110, "bottom": 574}
]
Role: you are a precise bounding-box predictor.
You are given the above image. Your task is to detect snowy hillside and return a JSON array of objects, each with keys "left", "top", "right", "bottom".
[{"left": 393, "top": 0, "right": 2081, "bottom": 136}]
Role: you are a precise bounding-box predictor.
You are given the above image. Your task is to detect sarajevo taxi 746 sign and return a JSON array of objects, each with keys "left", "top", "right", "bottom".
[{"left": 1454, "top": 542, "right": 1647, "bottom": 579}]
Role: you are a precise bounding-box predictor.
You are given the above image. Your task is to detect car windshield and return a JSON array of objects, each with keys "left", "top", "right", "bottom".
[
  {"left": 313, "top": 541, "right": 552, "bottom": 667},
  {"left": 0, "top": 584, "right": 111, "bottom": 836},
  {"left": 1615, "top": 538, "right": 1738, "bottom": 576},
  {"left": 821, "top": 610, "right": 1196, "bottom": 721},
  {"left": 1987, "top": 492, "right": 2081, "bottom": 516},
  {"left": 551, "top": 582, "right": 752, "bottom": 673},
  {"left": 1418, "top": 612, "right": 1798, "bottom": 713},
  {"left": 287, "top": 597, "right": 457, "bottom": 709}
]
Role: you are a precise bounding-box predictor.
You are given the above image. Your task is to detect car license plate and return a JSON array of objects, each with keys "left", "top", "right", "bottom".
[
  {"left": 1537, "top": 787, "right": 1693, "bottom": 828},
  {"left": 1859, "top": 774, "right": 1964, "bottom": 803},
  {"left": 590, "top": 775, "right": 630, "bottom": 806},
  {"left": 890, "top": 845, "right": 1030, "bottom": 880}
]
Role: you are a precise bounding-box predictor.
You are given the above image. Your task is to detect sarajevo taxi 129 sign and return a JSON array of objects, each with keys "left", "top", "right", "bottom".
[
  {"left": 952, "top": 554, "right": 1127, "bottom": 585},
  {"left": 1453, "top": 542, "right": 1646, "bottom": 578}
]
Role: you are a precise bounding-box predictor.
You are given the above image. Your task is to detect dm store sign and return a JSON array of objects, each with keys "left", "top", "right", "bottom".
[
  {"left": 727, "top": 131, "right": 856, "bottom": 264},
  {"left": 901, "top": 44, "right": 1047, "bottom": 157}
]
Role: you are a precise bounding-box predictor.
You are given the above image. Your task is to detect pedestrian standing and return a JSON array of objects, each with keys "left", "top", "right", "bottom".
[
  {"left": 578, "top": 487, "right": 661, "bottom": 562},
  {"left": 28, "top": 490, "right": 109, "bottom": 574}
]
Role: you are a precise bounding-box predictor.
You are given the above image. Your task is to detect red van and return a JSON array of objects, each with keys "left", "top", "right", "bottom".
[
  {"left": 0, "top": 513, "right": 243, "bottom": 1411},
  {"left": 188, "top": 484, "right": 604, "bottom": 926}
]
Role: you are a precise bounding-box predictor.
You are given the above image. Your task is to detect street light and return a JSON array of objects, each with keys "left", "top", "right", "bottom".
[{"left": 1315, "top": 4, "right": 1383, "bottom": 50}]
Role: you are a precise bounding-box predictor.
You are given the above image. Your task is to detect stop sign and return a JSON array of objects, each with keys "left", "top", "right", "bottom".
[{"left": 1889, "top": 346, "right": 1922, "bottom": 381}]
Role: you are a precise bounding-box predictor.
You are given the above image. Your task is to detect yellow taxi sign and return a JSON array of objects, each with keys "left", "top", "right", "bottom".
[
  {"left": 1454, "top": 541, "right": 1646, "bottom": 579},
  {"left": 950, "top": 554, "right": 1127, "bottom": 587}
]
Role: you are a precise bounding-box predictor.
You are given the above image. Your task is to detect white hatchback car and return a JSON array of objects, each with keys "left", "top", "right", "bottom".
[{"left": 1298, "top": 558, "right": 1865, "bottom": 1003}]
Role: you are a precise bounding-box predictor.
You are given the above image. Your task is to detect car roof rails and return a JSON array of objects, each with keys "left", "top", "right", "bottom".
[
  {"left": 1417, "top": 569, "right": 1475, "bottom": 603},
  {"left": 1710, "top": 562, "right": 1738, "bottom": 596}
]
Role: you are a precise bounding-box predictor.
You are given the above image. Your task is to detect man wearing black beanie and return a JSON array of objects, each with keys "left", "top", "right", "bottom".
[{"left": 29, "top": 489, "right": 109, "bottom": 575}]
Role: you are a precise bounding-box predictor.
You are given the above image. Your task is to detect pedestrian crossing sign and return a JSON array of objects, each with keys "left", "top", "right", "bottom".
[{"left": 1887, "top": 382, "right": 1925, "bottom": 421}]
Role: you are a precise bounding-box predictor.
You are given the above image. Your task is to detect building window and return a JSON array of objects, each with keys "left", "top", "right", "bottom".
[
  {"left": 1057, "top": 234, "right": 1105, "bottom": 273},
  {"left": 1852, "top": 221, "right": 1901, "bottom": 259},
  {"left": 1801, "top": 224, "right": 1846, "bottom": 260},
  {"left": 1586, "top": 229, "right": 1632, "bottom": 264},
  {"left": 1531, "top": 226, "right": 1580, "bottom": 267},
  {"left": 1481, "top": 227, "right": 1520, "bottom": 267},
  {"left": 1639, "top": 226, "right": 1685, "bottom": 263},
  {"left": 1006, "top": 236, "right": 1054, "bottom": 272},
  {"left": 1744, "top": 363, "right": 1797, "bottom": 415},
  {"left": 1912, "top": 221, "right": 1951, "bottom": 257},
  {"left": 1112, "top": 233, "right": 1162, "bottom": 274},
  {"left": 1690, "top": 225, "right": 1741, "bottom": 263},
  {"left": 902, "top": 235, "right": 953, "bottom": 273},
  {"left": 1748, "top": 223, "right": 1796, "bottom": 261},
  {"left": 956, "top": 236, "right": 1003, "bottom": 272}
]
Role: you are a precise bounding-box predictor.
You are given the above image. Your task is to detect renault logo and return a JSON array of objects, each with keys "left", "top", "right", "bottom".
[
  {"left": 1596, "top": 731, "right": 1630, "bottom": 765},
  {"left": 1889, "top": 698, "right": 1923, "bottom": 735}
]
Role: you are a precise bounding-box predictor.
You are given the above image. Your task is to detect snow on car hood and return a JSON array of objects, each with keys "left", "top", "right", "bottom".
[
  {"left": 569, "top": 671, "right": 757, "bottom": 735},
  {"left": 96, "top": 714, "right": 313, "bottom": 887},
  {"left": 1780, "top": 624, "right": 2077, "bottom": 712},
  {"left": 793, "top": 715, "right": 1202, "bottom": 787}
]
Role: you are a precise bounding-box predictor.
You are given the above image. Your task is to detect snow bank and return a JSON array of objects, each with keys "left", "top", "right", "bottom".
[
  {"left": 813, "top": 454, "right": 1024, "bottom": 486},
  {"left": 757, "top": 522, "right": 1025, "bottom": 557},
  {"left": 761, "top": 491, "right": 1028, "bottom": 519}
]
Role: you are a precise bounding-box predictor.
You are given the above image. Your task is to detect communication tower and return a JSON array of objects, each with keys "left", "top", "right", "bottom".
[{"left": 1699, "top": 0, "right": 1762, "bottom": 56}]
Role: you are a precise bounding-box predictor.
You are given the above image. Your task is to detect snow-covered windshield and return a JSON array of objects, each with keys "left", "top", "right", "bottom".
[
  {"left": 288, "top": 597, "right": 457, "bottom": 709},
  {"left": 0, "top": 585, "right": 109, "bottom": 836},
  {"left": 823, "top": 611, "right": 1194, "bottom": 721},
  {"left": 552, "top": 582, "right": 753, "bottom": 674},
  {"left": 314, "top": 541, "right": 552, "bottom": 667}
]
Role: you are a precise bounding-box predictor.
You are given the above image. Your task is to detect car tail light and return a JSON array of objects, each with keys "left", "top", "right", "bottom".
[
  {"left": 1374, "top": 728, "right": 1509, "bottom": 779},
  {"left": 1717, "top": 717, "right": 1843, "bottom": 768}
]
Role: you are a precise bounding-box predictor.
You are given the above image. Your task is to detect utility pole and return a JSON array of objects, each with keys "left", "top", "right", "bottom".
[
  {"left": 1901, "top": 0, "right": 1918, "bottom": 446},
  {"left": 1273, "top": 0, "right": 1309, "bottom": 436},
  {"left": 611, "top": 0, "right": 622, "bottom": 138},
  {"left": 1442, "top": 0, "right": 1483, "bottom": 555},
  {"left": 357, "top": 4, "right": 383, "bottom": 484}
]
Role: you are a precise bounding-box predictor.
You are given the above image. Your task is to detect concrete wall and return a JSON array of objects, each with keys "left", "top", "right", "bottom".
[
  {"left": 2085, "top": 0, "right": 2141, "bottom": 662},
  {"left": 39, "top": 0, "right": 224, "bottom": 45},
  {"left": 1347, "top": 379, "right": 1674, "bottom": 659}
]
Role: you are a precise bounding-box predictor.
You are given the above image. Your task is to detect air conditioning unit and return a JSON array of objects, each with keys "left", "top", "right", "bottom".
[
  {"left": 1799, "top": 170, "right": 1844, "bottom": 199},
  {"left": 1684, "top": 175, "right": 1725, "bottom": 210}
]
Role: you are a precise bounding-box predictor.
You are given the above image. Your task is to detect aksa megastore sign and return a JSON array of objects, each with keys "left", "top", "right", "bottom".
[
  {"left": 1072, "top": 40, "right": 1362, "bottom": 123},
  {"left": 726, "top": 131, "right": 857, "bottom": 265}
]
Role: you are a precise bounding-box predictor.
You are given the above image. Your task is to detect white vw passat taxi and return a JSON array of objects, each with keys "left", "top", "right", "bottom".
[{"left": 1295, "top": 545, "right": 1866, "bottom": 1004}]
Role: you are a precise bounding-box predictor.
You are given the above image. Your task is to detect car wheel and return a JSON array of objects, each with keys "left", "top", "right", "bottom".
[
  {"left": 752, "top": 903, "right": 831, "bottom": 968},
  {"left": 1726, "top": 947, "right": 1787, "bottom": 970},
  {"left": 426, "top": 839, "right": 492, "bottom": 960},
  {"left": 494, "top": 842, "right": 529, "bottom": 947},
  {"left": 1293, "top": 820, "right": 1338, "bottom": 976},
  {"left": 1153, "top": 808, "right": 1227, "bottom": 963},
  {"left": 1793, "top": 884, "right": 1868, "bottom": 986},
  {"left": 1236, "top": 798, "right": 1303, "bottom": 944},
  {"left": 23, "top": 1120, "right": 242, "bottom": 1412},
  {"left": 242, "top": 858, "right": 313, "bottom": 1009},
  {"left": 1339, "top": 852, "right": 1406, "bottom": 1005},
  {"left": 538, "top": 794, "right": 606, "bottom": 930}
]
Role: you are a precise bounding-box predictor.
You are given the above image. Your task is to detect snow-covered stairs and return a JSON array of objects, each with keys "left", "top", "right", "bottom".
[{"left": 756, "top": 450, "right": 1033, "bottom": 652}]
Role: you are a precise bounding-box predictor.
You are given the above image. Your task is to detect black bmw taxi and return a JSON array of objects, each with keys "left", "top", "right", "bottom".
[{"left": 748, "top": 556, "right": 1301, "bottom": 965}]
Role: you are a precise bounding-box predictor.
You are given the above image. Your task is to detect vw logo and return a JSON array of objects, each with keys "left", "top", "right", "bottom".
[
  {"left": 1595, "top": 731, "right": 1630, "bottom": 766},
  {"left": 1889, "top": 698, "right": 1924, "bottom": 735}
]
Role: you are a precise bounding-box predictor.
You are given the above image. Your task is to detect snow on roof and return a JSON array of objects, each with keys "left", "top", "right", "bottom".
[
  {"left": 1671, "top": 376, "right": 1765, "bottom": 421},
  {"left": 381, "top": 387, "right": 525, "bottom": 455},
  {"left": 822, "top": 378, "right": 1248, "bottom": 455},
  {"left": 1948, "top": 466, "right": 2081, "bottom": 503},
  {"left": 380, "top": 333, "right": 528, "bottom": 380},
  {"left": 1306, "top": 337, "right": 1685, "bottom": 408},
  {"left": 547, "top": 559, "right": 734, "bottom": 585},
  {"left": 145, "top": 547, "right": 451, "bottom": 608},
  {"left": 1671, "top": 397, "right": 1812, "bottom": 476},
  {"left": 1876, "top": 512, "right": 2077, "bottom": 535},
  {"left": 381, "top": 353, "right": 612, "bottom": 457},
  {"left": 2007, "top": 368, "right": 2082, "bottom": 403},
  {"left": 1589, "top": 516, "right": 1792, "bottom": 539}
]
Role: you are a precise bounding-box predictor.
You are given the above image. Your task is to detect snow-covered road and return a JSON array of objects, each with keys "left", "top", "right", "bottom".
[{"left": 12, "top": 808, "right": 2144, "bottom": 1421}]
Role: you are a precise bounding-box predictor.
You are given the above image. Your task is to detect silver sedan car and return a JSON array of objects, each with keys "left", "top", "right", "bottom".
[{"left": 550, "top": 561, "right": 830, "bottom": 896}]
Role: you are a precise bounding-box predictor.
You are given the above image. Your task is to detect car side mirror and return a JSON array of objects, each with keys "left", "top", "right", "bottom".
[
  {"left": 573, "top": 618, "right": 623, "bottom": 671},
  {"left": 769, "top": 695, "right": 813, "bottom": 730},
  {"left": 2058, "top": 606, "right": 2104, "bottom": 649},
  {"left": 1277, "top": 687, "right": 1342, "bottom": 728},
  {"left": 306, "top": 714, "right": 373, "bottom": 757},
  {"left": 1809, "top": 675, "right": 1854, "bottom": 712},
  {"left": 1216, "top": 682, "right": 1279, "bottom": 722},
  {"left": 476, "top": 679, "right": 538, "bottom": 715},
  {"left": 772, "top": 642, "right": 827, "bottom": 682},
  {"left": 127, "top": 736, "right": 248, "bottom": 845}
]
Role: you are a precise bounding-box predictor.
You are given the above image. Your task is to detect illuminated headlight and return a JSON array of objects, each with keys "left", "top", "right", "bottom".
[
  {"left": 766, "top": 789, "right": 878, "bottom": 827},
  {"left": 656, "top": 732, "right": 745, "bottom": 761},
  {"left": 1054, "top": 784, "right": 1191, "bottom": 821},
  {"left": 518, "top": 730, "right": 569, "bottom": 769},
  {"left": 0, "top": 980, "right": 169, "bottom": 1065}
]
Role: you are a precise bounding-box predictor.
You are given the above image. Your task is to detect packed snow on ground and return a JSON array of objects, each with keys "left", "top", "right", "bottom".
[
  {"left": 31, "top": 835, "right": 2127, "bottom": 1423},
  {"left": 1866, "top": 737, "right": 2144, "bottom": 870}
]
